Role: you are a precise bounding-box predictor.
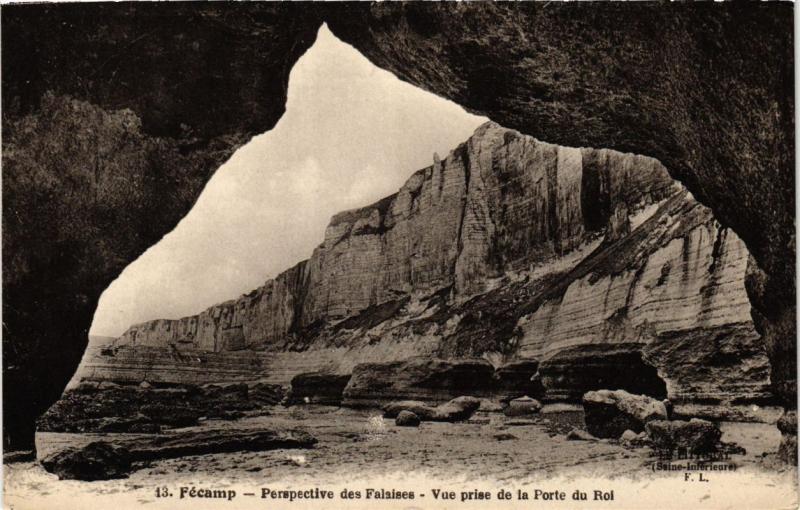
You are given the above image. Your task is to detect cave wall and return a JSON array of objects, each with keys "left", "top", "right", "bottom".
[
  {"left": 1, "top": 3, "right": 323, "bottom": 449},
  {"left": 2, "top": 2, "right": 794, "bottom": 452}
]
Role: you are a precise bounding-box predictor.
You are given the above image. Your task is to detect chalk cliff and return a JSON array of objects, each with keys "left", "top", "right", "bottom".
[{"left": 76, "top": 122, "right": 772, "bottom": 413}]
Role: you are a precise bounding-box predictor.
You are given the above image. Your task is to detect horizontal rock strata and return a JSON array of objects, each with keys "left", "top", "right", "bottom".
[
  {"left": 68, "top": 121, "right": 773, "bottom": 417},
  {"left": 38, "top": 381, "right": 284, "bottom": 433},
  {"left": 112, "top": 122, "right": 677, "bottom": 351},
  {"left": 342, "top": 358, "right": 495, "bottom": 408}
]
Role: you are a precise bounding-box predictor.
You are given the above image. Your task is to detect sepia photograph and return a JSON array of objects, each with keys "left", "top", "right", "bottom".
[{"left": 1, "top": 2, "right": 797, "bottom": 509}]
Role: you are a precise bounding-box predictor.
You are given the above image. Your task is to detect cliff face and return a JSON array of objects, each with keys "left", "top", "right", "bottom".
[
  {"left": 81, "top": 122, "right": 771, "bottom": 411},
  {"left": 114, "top": 123, "right": 674, "bottom": 351}
]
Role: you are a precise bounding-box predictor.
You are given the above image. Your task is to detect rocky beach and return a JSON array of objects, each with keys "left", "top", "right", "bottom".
[{"left": 7, "top": 404, "right": 795, "bottom": 509}]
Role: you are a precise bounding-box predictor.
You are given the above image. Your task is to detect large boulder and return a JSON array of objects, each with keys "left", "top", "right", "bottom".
[
  {"left": 777, "top": 410, "right": 797, "bottom": 435},
  {"left": 582, "top": 389, "right": 667, "bottom": 438},
  {"left": 395, "top": 411, "right": 421, "bottom": 427},
  {"left": 41, "top": 442, "right": 132, "bottom": 481},
  {"left": 383, "top": 396, "right": 481, "bottom": 422},
  {"left": 503, "top": 396, "right": 542, "bottom": 417},
  {"left": 645, "top": 419, "right": 722, "bottom": 455},
  {"left": 433, "top": 396, "right": 481, "bottom": 421},
  {"left": 383, "top": 401, "right": 436, "bottom": 420},
  {"left": 343, "top": 358, "right": 494, "bottom": 408},
  {"left": 287, "top": 372, "right": 352, "bottom": 405}
]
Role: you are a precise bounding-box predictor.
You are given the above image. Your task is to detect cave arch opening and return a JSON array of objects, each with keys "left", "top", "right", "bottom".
[
  {"left": 65, "top": 24, "right": 771, "bottom": 425},
  {"left": 5, "top": 7, "right": 789, "bottom": 458}
]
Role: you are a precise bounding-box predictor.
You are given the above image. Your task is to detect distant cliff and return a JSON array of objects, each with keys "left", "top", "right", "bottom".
[{"left": 79, "top": 122, "right": 771, "bottom": 409}]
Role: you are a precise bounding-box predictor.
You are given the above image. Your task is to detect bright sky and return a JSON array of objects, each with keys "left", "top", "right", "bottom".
[{"left": 90, "top": 25, "right": 486, "bottom": 337}]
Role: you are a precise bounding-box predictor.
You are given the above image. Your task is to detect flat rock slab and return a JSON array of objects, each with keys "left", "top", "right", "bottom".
[
  {"left": 122, "top": 428, "right": 317, "bottom": 462},
  {"left": 40, "top": 428, "right": 317, "bottom": 480}
]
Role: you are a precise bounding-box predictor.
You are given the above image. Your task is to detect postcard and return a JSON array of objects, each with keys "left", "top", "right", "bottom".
[{"left": 2, "top": 2, "right": 797, "bottom": 509}]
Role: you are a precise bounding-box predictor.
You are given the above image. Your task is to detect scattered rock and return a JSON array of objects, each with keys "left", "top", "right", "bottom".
[
  {"left": 645, "top": 419, "right": 722, "bottom": 455},
  {"left": 583, "top": 389, "right": 667, "bottom": 438},
  {"left": 383, "top": 401, "right": 436, "bottom": 420},
  {"left": 396, "top": 411, "right": 421, "bottom": 427},
  {"left": 493, "top": 433, "right": 518, "bottom": 441},
  {"left": 433, "top": 396, "right": 481, "bottom": 421},
  {"left": 41, "top": 442, "right": 132, "bottom": 481},
  {"left": 566, "top": 428, "right": 596, "bottom": 441},
  {"left": 620, "top": 430, "right": 649, "bottom": 448},
  {"left": 383, "top": 396, "right": 481, "bottom": 422},
  {"left": 139, "top": 381, "right": 152, "bottom": 390},
  {"left": 503, "top": 396, "right": 542, "bottom": 417}
]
